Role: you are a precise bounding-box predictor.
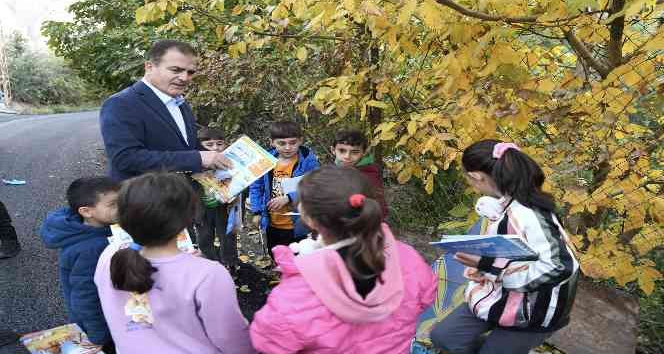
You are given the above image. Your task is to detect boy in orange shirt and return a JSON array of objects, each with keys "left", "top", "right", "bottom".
[{"left": 249, "top": 121, "right": 320, "bottom": 256}]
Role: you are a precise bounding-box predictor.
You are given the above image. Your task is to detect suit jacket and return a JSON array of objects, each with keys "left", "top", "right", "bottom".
[{"left": 100, "top": 81, "right": 203, "bottom": 181}]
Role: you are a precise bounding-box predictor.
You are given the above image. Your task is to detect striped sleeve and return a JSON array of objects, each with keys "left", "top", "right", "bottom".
[{"left": 500, "top": 208, "right": 576, "bottom": 292}]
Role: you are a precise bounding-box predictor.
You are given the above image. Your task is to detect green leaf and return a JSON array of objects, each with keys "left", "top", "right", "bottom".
[
  {"left": 135, "top": 6, "right": 149, "bottom": 24},
  {"left": 176, "top": 12, "right": 195, "bottom": 32},
  {"left": 407, "top": 120, "right": 417, "bottom": 135},
  {"left": 448, "top": 205, "right": 470, "bottom": 218},
  {"left": 425, "top": 176, "right": 434, "bottom": 194},
  {"left": 296, "top": 47, "right": 308, "bottom": 62},
  {"left": 167, "top": 1, "right": 178, "bottom": 15},
  {"left": 398, "top": 0, "right": 417, "bottom": 25},
  {"left": 565, "top": 0, "right": 598, "bottom": 13},
  {"left": 366, "top": 100, "right": 389, "bottom": 109},
  {"left": 157, "top": 0, "right": 168, "bottom": 11},
  {"left": 210, "top": 0, "right": 225, "bottom": 11}
]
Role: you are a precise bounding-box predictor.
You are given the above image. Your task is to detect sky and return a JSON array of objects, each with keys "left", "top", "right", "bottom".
[{"left": 0, "top": 0, "right": 75, "bottom": 50}]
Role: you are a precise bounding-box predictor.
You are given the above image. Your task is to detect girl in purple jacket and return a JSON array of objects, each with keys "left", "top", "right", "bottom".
[{"left": 94, "top": 173, "right": 255, "bottom": 354}]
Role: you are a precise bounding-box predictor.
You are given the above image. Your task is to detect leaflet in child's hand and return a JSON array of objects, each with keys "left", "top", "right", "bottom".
[
  {"left": 108, "top": 224, "right": 196, "bottom": 253},
  {"left": 429, "top": 234, "right": 539, "bottom": 261},
  {"left": 192, "top": 135, "right": 278, "bottom": 203},
  {"left": 281, "top": 175, "right": 304, "bottom": 195},
  {"left": 20, "top": 323, "right": 105, "bottom": 354}
]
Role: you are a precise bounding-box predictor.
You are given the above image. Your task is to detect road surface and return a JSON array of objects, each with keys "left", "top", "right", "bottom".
[{"left": 0, "top": 111, "right": 104, "bottom": 353}]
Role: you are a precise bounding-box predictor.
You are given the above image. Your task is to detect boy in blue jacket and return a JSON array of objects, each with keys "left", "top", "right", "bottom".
[
  {"left": 249, "top": 121, "right": 319, "bottom": 257},
  {"left": 40, "top": 177, "right": 119, "bottom": 352}
]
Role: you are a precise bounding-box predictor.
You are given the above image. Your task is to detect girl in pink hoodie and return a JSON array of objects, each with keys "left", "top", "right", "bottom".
[{"left": 250, "top": 165, "right": 437, "bottom": 354}]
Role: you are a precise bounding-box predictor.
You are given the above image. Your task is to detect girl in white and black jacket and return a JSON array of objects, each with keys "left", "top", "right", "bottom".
[{"left": 430, "top": 140, "right": 579, "bottom": 354}]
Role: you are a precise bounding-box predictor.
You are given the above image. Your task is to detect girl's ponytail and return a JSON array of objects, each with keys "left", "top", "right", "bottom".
[
  {"left": 298, "top": 166, "right": 387, "bottom": 281},
  {"left": 493, "top": 147, "right": 555, "bottom": 212},
  {"left": 344, "top": 195, "right": 385, "bottom": 280},
  {"left": 111, "top": 172, "right": 197, "bottom": 294},
  {"left": 463, "top": 140, "right": 556, "bottom": 213},
  {"left": 110, "top": 246, "right": 156, "bottom": 294}
]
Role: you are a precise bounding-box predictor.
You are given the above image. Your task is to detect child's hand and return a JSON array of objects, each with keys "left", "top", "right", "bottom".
[
  {"left": 212, "top": 154, "right": 234, "bottom": 170},
  {"left": 463, "top": 267, "right": 488, "bottom": 283},
  {"left": 200, "top": 152, "right": 234, "bottom": 170},
  {"left": 78, "top": 340, "right": 104, "bottom": 353},
  {"left": 267, "top": 196, "right": 290, "bottom": 211},
  {"left": 251, "top": 214, "right": 261, "bottom": 227}
]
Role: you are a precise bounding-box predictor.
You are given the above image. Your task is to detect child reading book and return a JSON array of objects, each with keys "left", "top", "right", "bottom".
[
  {"left": 94, "top": 172, "right": 254, "bottom": 354},
  {"left": 250, "top": 166, "right": 436, "bottom": 353},
  {"left": 249, "top": 121, "right": 320, "bottom": 257},
  {"left": 429, "top": 140, "right": 580, "bottom": 354},
  {"left": 195, "top": 127, "right": 241, "bottom": 270}
]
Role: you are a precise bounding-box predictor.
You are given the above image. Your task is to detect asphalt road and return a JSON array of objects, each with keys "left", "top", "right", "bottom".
[{"left": 0, "top": 111, "right": 105, "bottom": 353}]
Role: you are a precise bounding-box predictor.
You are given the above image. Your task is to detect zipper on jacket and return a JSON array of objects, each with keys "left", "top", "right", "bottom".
[{"left": 522, "top": 293, "right": 531, "bottom": 323}]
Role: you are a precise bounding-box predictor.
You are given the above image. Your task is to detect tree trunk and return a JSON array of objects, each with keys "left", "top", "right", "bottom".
[
  {"left": 0, "top": 27, "right": 12, "bottom": 106},
  {"left": 368, "top": 44, "right": 384, "bottom": 166},
  {"left": 607, "top": 0, "right": 625, "bottom": 69}
]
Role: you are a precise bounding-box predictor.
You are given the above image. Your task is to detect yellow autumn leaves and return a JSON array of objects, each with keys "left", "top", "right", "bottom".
[{"left": 134, "top": 0, "right": 664, "bottom": 294}]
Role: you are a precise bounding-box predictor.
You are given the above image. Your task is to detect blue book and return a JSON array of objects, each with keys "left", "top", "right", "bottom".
[{"left": 430, "top": 234, "right": 538, "bottom": 261}]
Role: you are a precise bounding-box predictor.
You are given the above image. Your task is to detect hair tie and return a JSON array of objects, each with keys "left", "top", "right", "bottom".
[
  {"left": 129, "top": 242, "right": 143, "bottom": 251},
  {"left": 492, "top": 142, "right": 520, "bottom": 159},
  {"left": 349, "top": 194, "right": 366, "bottom": 208}
]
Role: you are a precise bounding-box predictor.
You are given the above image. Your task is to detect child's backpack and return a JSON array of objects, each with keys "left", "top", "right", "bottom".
[{"left": 410, "top": 218, "right": 488, "bottom": 354}]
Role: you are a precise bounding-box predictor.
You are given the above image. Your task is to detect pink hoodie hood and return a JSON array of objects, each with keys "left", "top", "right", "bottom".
[
  {"left": 272, "top": 223, "right": 404, "bottom": 323},
  {"left": 252, "top": 224, "right": 437, "bottom": 354}
]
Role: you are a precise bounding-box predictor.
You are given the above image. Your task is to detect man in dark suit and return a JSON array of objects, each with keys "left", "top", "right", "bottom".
[{"left": 100, "top": 40, "right": 230, "bottom": 181}]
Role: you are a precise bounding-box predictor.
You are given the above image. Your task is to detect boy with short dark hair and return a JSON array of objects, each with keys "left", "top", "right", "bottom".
[
  {"left": 40, "top": 177, "right": 119, "bottom": 352},
  {"left": 195, "top": 127, "right": 240, "bottom": 270},
  {"left": 250, "top": 121, "right": 320, "bottom": 255},
  {"left": 331, "top": 129, "right": 388, "bottom": 218},
  {"left": 198, "top": 127, "right": 226, "bottom": 153}
]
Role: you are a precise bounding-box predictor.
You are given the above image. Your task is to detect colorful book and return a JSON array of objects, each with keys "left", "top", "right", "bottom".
[
  {"left": 20, "top": 323, "right": 105, "bottom": 354},
  {"left": 108, "top": 224, "right": 196, "bottom": 253},
  {"left": 192, "top": 135, "right": 278, "bottom": 203},
  {"left": 430, "top": 234, "right": 538, "bottom": 261}
]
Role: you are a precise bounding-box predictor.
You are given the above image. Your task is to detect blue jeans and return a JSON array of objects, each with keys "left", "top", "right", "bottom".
[{"left": 430, "top": 305, "right": 552, "bottom": 354}]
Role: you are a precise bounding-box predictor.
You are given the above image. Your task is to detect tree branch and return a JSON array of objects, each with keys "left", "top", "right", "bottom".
[
  {"left": 434, "top": 0, "right": 538, "bottom": 23},
  {"left": 433, "top": 0, "right": 606, "bottom": 24},
  {"left": 564, "top": 30, "right": 610, "bottom": 78},
  {"left": 512, "top": 24, "right": 566, "bottom": 40},
  {"left": 186, "top": 4, "right": 345, "bottom": 42},
  {"left": 251, "top": 31, "right": 346, "bottom": 42}
]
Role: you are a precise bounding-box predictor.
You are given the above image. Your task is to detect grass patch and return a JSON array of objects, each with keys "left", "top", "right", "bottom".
[{"left": 10, "top": 101, "right": 100, "bottom": 115}]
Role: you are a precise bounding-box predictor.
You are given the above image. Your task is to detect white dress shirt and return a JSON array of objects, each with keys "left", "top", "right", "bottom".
[{"left": 142, "top": 78, "right": 189, "bottom": 145}]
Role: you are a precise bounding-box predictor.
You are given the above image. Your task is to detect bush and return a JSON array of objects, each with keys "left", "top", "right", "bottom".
[
  {"left": 8, "top": 50, "right": 96, "bottom": 106},
  {"left": 386, "top": 166, "right": 474, "bottom": 232},
  {"left": 637, "top": 249, "right": 664, "bottom": 354}
]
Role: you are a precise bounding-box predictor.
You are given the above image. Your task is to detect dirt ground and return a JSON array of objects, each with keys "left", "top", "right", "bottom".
[{"left": 231, "top": 229, "right": 277, "bottom": 320}]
